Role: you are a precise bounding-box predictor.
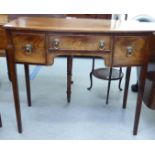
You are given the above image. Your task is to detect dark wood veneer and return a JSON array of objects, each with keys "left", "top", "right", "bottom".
[{"left": 0, "top": 15, "right": 155, "bottom": 135}]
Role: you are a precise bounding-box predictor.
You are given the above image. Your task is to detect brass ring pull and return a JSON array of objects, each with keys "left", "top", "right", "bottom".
[
  {"left": 98, "top": 40, "right": 105, "bottom": 50},
  {"left": 24, "top": 44, "right": 33, "bottom": 55},
  {"left": 126, "top": 46, "right": 133, "bottom": 57},
  {"left": 52, "top": 38, "right": 60, "bottom": 50}
]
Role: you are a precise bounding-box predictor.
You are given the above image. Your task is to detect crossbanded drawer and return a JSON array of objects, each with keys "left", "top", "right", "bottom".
[
  {"left": 48, "top": 35, "right": 112, "bottom": 52},
  {"left": 113, "top": 36, "right": 148, "bottom": 66},
  {"left": 12, "top": 32, "right": 46, "bottom": 64}
]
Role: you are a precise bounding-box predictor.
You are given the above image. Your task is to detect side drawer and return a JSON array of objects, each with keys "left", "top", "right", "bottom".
[
  {"left": 12, "top": 32, "right": 46, "bottom": 64},
  {"left": 113, "top": 36, "right": 147, "bottom": 66},
  {"left": 48, "top": 35, "right": 111, "bottom": 52}
]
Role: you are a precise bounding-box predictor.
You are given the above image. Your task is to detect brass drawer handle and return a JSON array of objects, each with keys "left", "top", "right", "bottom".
[
  {"left": 24, "top": 44, "right": 33, "bottom": 55},
  {"left": 98, "top": 40, "right": 105, "bottom": 50},
  {"left": 126, "top": 46, "right": 133, "bottom": 57},
  {"left": 52, "top": 38, "right": 60, "bottom": 50}
]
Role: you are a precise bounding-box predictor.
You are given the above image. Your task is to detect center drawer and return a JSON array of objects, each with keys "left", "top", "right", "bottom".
[{"left": 48, "top": 35, "right": 111, "bottom": 52}]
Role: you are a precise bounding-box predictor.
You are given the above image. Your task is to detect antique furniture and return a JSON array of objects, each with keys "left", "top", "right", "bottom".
[
  {"left": 66, "top": 14, "right": 112, "bottom": 102},
  {"left": 130, "top": 16, "right": 155, "bottom": 109},
  {"left": 68, "top": 14, "right": 124, "bottom": 106},
  {"left": 87, "top": 15, "right": 127, "bottom": 105},
  {"left": 87, "top": 58, "right": 124, "bottom": 104},
  {"left": 4, "top": 17, "right": 153, "bottom": 135},
  {"left": 7, "top": 14, "right": 72, "bottom": 104},
  {"left": 0, "top": 14, "right": 75, "bottom": 105},
  {"left": 1, "top": 14, "right": 112, "bottom": 104}
]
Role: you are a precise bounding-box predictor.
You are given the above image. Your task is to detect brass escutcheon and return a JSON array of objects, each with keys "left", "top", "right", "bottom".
[{"left": 98, "top": 40, "right": 105, "bottom": 50}]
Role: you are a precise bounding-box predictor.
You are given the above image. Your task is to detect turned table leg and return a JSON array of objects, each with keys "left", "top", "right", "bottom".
[
  {"left": 70, "top": 56, "right": 73, "bottom": 84},
  {"left": 24, "top": 64, "right": 32, "bottom": 107},
  {"left": 67, "top": 56, "right": 73, "bottom": 103}
]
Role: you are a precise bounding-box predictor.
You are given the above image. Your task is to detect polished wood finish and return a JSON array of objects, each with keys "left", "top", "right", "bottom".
[
  {"left": 133, "top": 65, "right": 148, "bottom": 135},
  {"left": 7, "top": 14, "right": 111, "bottom": 21},
  {"left": 6, "top": 30, "right": 22, "bottom": 133},
  {"left": 5, "top": 51, "right": 11, "bottom": 81},
  {"left": 66, "top": 14, "right": 112, "bottom": 102},
  {"left": 12, "top": 32, "right": 46, "bottom": 64},
  {"left": 10, "top": 63, "right": 22, "bottom": 133},
  {"left": 48, "top": 46, "right": 111, "bottom": 66},
  {"left": 0, "top": 15, "right": 11, "bottom": 81},
  {"left": 4, "top": 17, "right": 153, "bottom": 135},
  {"left": 149, "top": 36, "right": 155, "bottom": 62},
  {"left": 48, "top": 35, "right": 111, "bottom": 51},
  {"left": 0, "top": 26, "right": 7, "bottom": 50},
  {"left": 5, "top": 16, "right": 155, "bottom": 32},
  {"left": 24, "top": 64, "right": 31, "bottom": 107},
  {"left": 48, "top": 34, "right": 112, "bottom": 66},
  {"left": 113, "top": 36, "right": 147, "bottom": 66},
  {"left": 4, "top": 17, "right": 113, "bottom": 32},
  {"left": 0, "top": 15, "right": 8, "bottom": 50},
  {"left": 67, "top": 14, "right": 112, "bottom": 19},
  {"left": 123, "top": 67, "right": 131, "bottom": 109},
  {"left": 92, "top": 68, "right": 124, "bottom": 80}
]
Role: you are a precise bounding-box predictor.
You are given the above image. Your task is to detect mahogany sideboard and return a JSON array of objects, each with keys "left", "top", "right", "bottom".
[
  {"left": 1, "top": 14, "right": 112, "bottom": 104},
  {"left": 2, "top": 16, "right": 155, "bottom": 135}
]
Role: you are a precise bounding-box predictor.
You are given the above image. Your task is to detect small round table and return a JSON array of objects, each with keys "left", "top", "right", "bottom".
[{"left": 87, "top": 58, "right": 124, "bottom": 104}]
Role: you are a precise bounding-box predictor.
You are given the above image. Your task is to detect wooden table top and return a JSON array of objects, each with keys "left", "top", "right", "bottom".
[{"left": 4, "top": 16, "right": 155, "bottom": 33}]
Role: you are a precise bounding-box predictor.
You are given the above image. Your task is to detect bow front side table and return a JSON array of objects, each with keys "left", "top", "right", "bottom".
[{"left": 4, "top": 17, "right": 154, "bottom": 135}]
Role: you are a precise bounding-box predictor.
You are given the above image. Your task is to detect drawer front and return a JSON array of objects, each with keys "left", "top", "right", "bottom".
[
  {"left": 12, "top": 32, "right": 46, "bottom": 64},
  {"left": 48, "top": 35, "right": 111, "bottom": 52},
  {"left": 113, "top": 36, "right": 147, "bottom": 66},
  {"left": 0, "top": 27, "right": 7, "bottom": 49}
]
